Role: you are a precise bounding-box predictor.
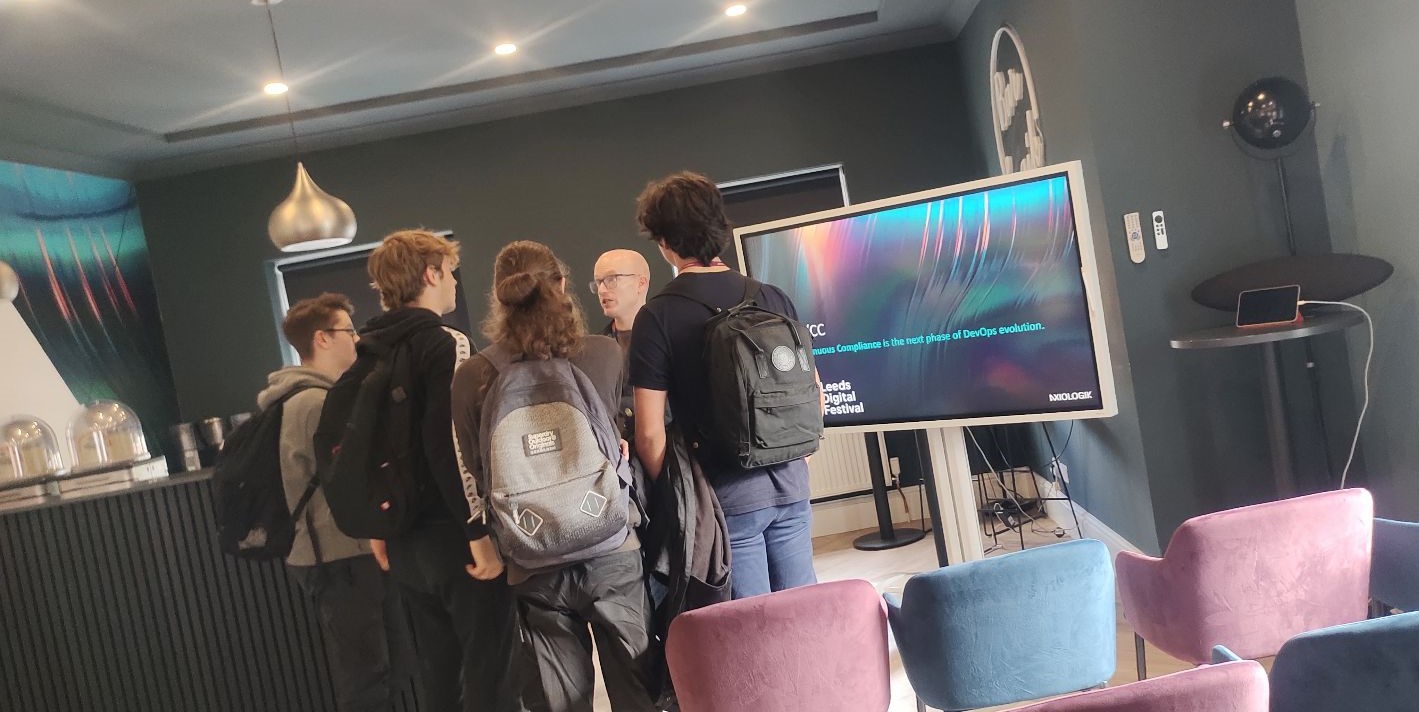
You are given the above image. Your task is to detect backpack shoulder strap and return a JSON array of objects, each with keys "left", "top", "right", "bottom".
[
  {"left": 652, "top": 279, "right": 719, "bottom": 315},
  {"left": 290, "top": 478, "right": 321, "bottom": 521},
  {"left": 738, "top": 277, "right": 764, "bottom": 309},
  {"left": 268, "top": 384, "right": 318, "bottom": 411},
  {"left": 382, "top": 335, "right": 418, "bottom": 462},
  {"left": 273, "top": 385, "right": 325, "bottom": 501},
  {"left": 355, "top": 331, "right": 395, "bottom": 359},
  {"left": 274, "top": 384, "right": 327, "bottom": 561},
  {"left": 478, "top": 341, "right": 520, "bottom": 373},
  {"left": 652, "top": 273, "right": 763, "bottom": 314},
  {"left": 292, "top": 475, "right": 322, "bottom": 564}
]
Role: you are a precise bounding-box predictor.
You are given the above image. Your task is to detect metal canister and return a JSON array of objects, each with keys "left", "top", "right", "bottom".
[
  {"left": 169, "top": 423, "right": 202, "bottom": 472},
  {"left": 198, "top": 417, "right": 227, "bottom": 449}
]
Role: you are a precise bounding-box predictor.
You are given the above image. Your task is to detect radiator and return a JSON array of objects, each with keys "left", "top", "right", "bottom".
[{"left": 807, "top": 432, "right": 875, "bottom": 499}]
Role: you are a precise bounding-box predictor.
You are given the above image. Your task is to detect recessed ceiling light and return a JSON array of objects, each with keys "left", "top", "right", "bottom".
[
  {"left": 494, "top": 43, "right": 517, "bottom": 56},
  {"left": 264, "top": 82, "right": 289, "bottom": 96},
  {"left": 251, "top": 0, "right": 284, "bottom": 6},
  {"left": 725, "top": 4, "right": 747, "bottom": 17}
]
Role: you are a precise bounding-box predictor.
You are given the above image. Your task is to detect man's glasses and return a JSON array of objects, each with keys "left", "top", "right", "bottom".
[
  {"left": 588, "top": 273, "right": 638, "bottom": 294},
  {"left": 321, "top": 328, "right": 357, "bottom": 337}
]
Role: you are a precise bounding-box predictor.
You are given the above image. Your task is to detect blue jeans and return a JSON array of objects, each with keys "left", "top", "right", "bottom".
[{"left": 726, "top": 499, "right": 817, "bottom": 599}]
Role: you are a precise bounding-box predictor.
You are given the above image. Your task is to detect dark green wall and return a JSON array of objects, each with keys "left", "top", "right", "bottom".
[
  {"left": 1297, "top": 0, "right": 1419, "bottom": 520},
  {"left": 956, "top": 0, "right": 1160, "bottom": 553},
  {"left": 957, "top": 0, "right": 1357, "bottom": 552},
  {"left": 136, "top": 44, "right": 985, "bottom": 422}
]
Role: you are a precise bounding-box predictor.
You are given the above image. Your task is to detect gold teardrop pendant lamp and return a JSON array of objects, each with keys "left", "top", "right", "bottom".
[{"left": 260, "top": 0, "right": 356, "bottom": 252}]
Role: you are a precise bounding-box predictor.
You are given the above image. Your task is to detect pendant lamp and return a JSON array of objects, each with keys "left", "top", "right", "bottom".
[{"left": 261, "top": 2, "right": 356, "bottom": 252}]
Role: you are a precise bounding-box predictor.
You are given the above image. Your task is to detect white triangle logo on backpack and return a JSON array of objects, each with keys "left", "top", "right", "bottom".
[
  {"left": 580, "top": 491, "right": 608, "bottom": 518},
  {"left": 516, "top": 508, "right": 545, "bottom": 536}
]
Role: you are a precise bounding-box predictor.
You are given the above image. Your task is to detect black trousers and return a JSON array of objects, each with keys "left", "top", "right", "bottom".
[
  {"left": 288, "top": 555, "right": 393, "bottom": 712},
  {"left": 397, "top": 572, "right": 521, "bottom": 712},
  {"left": 515, "top": 550, "right": 656, "bottom": 712},
  {"left": 388, "top": 520, "right": 523, "bottom": 712}
]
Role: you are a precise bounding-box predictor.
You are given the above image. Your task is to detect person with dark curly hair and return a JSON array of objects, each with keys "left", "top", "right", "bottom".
[{"left": 629, "top": 172, "right": 819, "bottom": 600}]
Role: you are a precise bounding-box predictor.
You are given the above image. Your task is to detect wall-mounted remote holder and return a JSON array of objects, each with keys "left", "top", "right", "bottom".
[
  {"left": 1152, "top": 210, "right": 1169, "bottom": 250},
  {"left": 1124, "top": 212, "right": 1146, "bottom": 264}
]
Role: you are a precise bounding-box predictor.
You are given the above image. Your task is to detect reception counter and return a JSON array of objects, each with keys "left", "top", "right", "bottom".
[{"left": 0, "top": 470, "right": 420, "bottom": 711}]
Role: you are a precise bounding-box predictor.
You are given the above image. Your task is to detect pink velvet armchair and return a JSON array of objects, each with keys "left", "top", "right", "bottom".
[
  {"left": 1010, "top": 661, "right": 1268, "bottom": 712},
  {"left": 665, "top": 579, "right": 891, "bottom": 712},
  {"left": 1116, "top": 489, "right": 1373, "bottom": 677}
]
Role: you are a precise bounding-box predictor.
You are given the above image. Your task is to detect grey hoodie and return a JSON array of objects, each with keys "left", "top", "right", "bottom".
[{"left": 257, "top": 366, "right": 371, "bottom": 567}]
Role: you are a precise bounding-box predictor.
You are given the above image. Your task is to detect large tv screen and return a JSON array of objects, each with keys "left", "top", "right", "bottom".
[{"left": 736, "top": 161, "right": 1117, "bottom": 432}]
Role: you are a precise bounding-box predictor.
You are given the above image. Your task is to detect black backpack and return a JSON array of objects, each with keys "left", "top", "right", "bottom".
[
  {"left": 313, "top": 331, "right": 423, "bottom": 539},
  {"left": 213, "top": 387, "right": 321, "bottom": 560},
  {"left": 662, "top": 277, "right": 823, "bottom": 468}
]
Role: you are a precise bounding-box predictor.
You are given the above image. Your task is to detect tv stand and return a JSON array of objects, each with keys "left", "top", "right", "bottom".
[{"left": 852, "top": 431, "right": 926, "bottom": 551}]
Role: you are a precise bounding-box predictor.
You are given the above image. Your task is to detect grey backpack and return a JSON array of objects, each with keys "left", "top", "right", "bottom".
[{"left": 477, "top": 344, "right": 631, "bottom": 570}]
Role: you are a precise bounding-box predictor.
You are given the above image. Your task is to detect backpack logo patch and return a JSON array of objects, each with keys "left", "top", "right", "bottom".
[
  {"left": 522, "top": 429, "right": 563, "bottom": 457},
  {"left": 580, "top": 491, "right": 608, "bottom": 518},
  {"left": 771, "top": 345, "right": 796, "bottom": 372},
  {"left": 516, "top": 508, "right": 545, "bottom": 536}
]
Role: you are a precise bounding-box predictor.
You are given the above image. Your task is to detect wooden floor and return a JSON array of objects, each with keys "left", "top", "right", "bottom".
[{"left": 590, "top": 517, "right": 1200, "bottom": 711}]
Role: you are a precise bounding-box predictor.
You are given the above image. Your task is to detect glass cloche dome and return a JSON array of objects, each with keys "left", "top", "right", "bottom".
[
  {"left": 68, "top": 400, "right": 149, "bottom": 470},
  {"left": 1, "top": 416, "right": 65, "bottom": 480}
]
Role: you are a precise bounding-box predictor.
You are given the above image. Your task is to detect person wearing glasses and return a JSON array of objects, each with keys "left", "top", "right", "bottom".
[
  {"left": 590, "top": 249, "right": 652, "bottom": 437},
  {"left": 591, "top": 249, "right": 651, "bottom": 341},
  {"left": 258, "top": 292, "right": 393, "bottom": 712}
]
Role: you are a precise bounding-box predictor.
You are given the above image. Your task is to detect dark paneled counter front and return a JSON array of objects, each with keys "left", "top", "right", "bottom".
[{"left": 0, "top": 471, "right": 420, "bottom": 711}]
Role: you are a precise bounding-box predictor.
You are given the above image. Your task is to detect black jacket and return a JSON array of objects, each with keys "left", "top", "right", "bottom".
[
  {"left": 356, "top": 307, "right": 477, "bottom": 588},
  {"left": 644, "top": 423, "right": 732, "bottom": 638}
]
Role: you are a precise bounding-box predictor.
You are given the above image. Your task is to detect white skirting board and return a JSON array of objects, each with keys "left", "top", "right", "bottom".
[
  {"left": 809, "top": 470, "right": 1143, "bottom": 561},
  {"left": 1032, "top": 471, "right": 1143, "bottom": 559},
  {"left": 810, "top": 486, "right": 930, "bottom": 538}
]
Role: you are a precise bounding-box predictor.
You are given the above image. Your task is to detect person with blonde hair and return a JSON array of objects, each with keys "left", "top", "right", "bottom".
[
  {"left": 451, "top": 240, "right": 655, "bottom": 712},
  {"left": 349, "top": 229, "right": 519, "bottom": 712}
]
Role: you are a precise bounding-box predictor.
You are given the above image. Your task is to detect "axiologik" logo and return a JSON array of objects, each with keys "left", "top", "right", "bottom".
[{"left": 1048, "top": 391, "right": 1094, "bottom": 402}]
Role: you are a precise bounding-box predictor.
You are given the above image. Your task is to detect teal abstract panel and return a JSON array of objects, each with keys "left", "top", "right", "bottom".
[{"left": 0, "top": 160, "right": 179, "bottom": 455}]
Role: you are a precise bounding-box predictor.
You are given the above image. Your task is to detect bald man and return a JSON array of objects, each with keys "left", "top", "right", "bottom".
[
  {"left": 592, "top": 249, "right": 651, "bottom": 340},
  {"left": 592, "top": 248, "right": 654, "bottom": 462}
]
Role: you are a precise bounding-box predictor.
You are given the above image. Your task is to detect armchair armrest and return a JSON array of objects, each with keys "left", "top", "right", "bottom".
[{"left": 1212, "top": 645, "right": 1243, "bottom": 663}]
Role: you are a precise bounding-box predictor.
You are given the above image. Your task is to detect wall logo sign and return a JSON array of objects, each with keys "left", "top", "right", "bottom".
[{"left": 990, "top": 25, "right": 1046, "bottom": 174}]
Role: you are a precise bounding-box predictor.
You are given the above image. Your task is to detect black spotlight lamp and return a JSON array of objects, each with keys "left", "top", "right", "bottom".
[
  {"left": 1224, "top": 77, "right": 1316, "bottom": 152},
  {"left": 1222, "top": 76, "right": 1318, "bottom": 255}
]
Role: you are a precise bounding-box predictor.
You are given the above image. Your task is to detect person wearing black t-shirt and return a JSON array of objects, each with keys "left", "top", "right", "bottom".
[{"left": 628, "top": 171, "right": 818, "bottom": 599}]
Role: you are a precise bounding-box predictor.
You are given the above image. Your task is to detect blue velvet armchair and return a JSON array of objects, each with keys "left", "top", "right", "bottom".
[
  {"left": 884, "top": 539, "right": 1116, "bottom": 711},
  {"left": 1213, "top": 610, "right": 1419, "bottom": 712},
  {"left": 1371, "top": 517, "right": 1419, "bottom": 612}
]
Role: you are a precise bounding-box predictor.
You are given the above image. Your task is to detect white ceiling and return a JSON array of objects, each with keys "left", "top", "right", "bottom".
[{"left": 0, "top": 0, "right": 979, "bottom": 179}]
